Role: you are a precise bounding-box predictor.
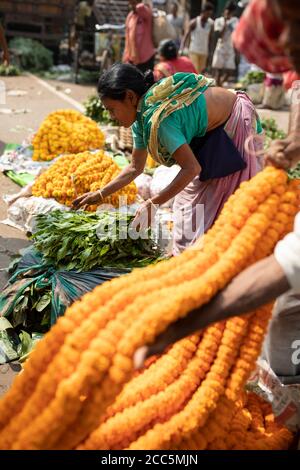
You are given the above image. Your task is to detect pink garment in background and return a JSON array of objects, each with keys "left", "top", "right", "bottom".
[
  {"left": 232, "top": 0, "right": 291, "bottom": 73},
  {"left": 172, "top": 92, "right": 263, "bottom": 255},
  {"left": 123, "top": 3, "right": 155, "bottom": 65},
  {"left": 154, "top": 56, "right": 197, "bottom": 81}
]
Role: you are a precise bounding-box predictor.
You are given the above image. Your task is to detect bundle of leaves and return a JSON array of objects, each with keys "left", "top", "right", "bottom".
[
  {"left": 260, "top": 118, "right": 300, "bottom": 179},
  {"left": 288, "top": 163, "right": 300, "bottom": 179},
  {"left": 241, "top": 71, "right": 266, "bottom": 87},
  {"left": 9, "top": 37, "right": 53, "bottom": 72},
  {"left": 261, "top": 118, "right": 287, "bottom": 141},
  {"left": 32, "top": 210, "right": 162, "bottom": 271},
  {"left": 84, "top": 95, "right": 117, "bottom": 125}
]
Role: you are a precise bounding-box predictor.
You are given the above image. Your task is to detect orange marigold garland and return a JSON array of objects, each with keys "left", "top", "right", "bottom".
[
  {"left": 0, "top": 168, "right": 298, "bottom": 451},
  {"left": 32, "top": 150, "right": 137, "bottom": 208}
]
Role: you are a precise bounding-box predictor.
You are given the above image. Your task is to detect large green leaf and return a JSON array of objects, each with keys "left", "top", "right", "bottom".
[
  {"left": 0, "top": 317, "right": 13, "bottom": 331},
  {"left": 17, "top": 330, "right": 32, "bottom": 358},
  {"left": 35, "top": 294, "right": 51, "bottom": 312},
  {"left": 19, "top": 332, "right": 43, "bottom": 363},
  {"left": 0, "top": 320, "right": 20, "bottom": 364}
]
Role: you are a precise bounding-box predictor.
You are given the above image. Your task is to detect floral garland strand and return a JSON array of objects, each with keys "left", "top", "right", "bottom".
[
  {"left": 57, "top": 336, "right": 202, "bottom": 449},
  {"left": 12, "top": 169, "right": 260, "bottom": 452},
  {"left": 0, "top": 168, "right": 297, "bottom": 450},
  {"left": 78, "top": 326, "right": 223, "bottom": 450},
  {"left": 126, "top": 314, "right": 251, "bottom": 450},
  {"left": 12, "top": 168, "right": 296, "bottom": 448},
  {"left": 0, "top": 167, "right": 282, "bottom": 435}
]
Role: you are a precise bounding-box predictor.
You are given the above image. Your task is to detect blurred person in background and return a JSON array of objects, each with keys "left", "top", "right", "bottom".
[
  {"left": 181, "top": 3, "right": 214, "bottom": 74},
  {"left": 153, "top": 39, "right": 196, "bottom": 81},
  {"left": 259, "top": 73, "right": 286, "bottom": 110},
  {"left": 167, "top": 2, "right": 185, "bottom": 48},
  {"left": 212, "top": 1, "right": 238, "bottom": 86},
  {"left": 123, "top": 0, "right": 155, "bottom": 72}
]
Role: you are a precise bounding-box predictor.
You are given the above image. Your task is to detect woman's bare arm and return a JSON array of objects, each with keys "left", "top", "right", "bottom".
[{"left": 150, "top": 144, "right": 201, "bottom": 205}]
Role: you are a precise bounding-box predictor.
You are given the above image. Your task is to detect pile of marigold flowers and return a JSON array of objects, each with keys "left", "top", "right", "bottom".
[
  {"left": 0, "top": 167, "right": 298, "bottom": 450},
  {"left": 32, "top": 109, "right": 105, "bottom": 161},
  {"left": 32, "top": 150, "right": 137, "bottom": 209}
]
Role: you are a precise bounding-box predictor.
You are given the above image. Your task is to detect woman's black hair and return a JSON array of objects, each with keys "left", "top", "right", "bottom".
[
  {"left": 98, "top": 63, "right": 155, "bottom": 100},
  {"left": 158, "top": 39, "right": 178, "bottom": 60}
]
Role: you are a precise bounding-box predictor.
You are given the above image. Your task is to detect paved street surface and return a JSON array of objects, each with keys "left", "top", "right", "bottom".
[{"left": 0, "top": 74, "right": 290, "bottom": 289}]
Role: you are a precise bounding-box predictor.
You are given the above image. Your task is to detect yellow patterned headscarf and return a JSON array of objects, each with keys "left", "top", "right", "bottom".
[{"left": 139, "top": 73, "right": 215, "bottom": 166}]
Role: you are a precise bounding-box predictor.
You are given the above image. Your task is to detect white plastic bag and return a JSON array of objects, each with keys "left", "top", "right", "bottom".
[
  {"left": 1, "top": 196, "right": 68, "bottom": 233},
  {"left": 134, "top": 173, "right": 153, "bottom": 201},
  {"left": 150, "top": 165, "right": 181, "bottom": 208}
]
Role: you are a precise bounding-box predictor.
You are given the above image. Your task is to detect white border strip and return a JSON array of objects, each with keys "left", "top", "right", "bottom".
[{"left": 27, "top": 73, "right": 85, "bottom": 113}]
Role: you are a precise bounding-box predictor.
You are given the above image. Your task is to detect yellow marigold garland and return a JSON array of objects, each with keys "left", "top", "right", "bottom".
[
  {"left": 0, "top": 168, "right": 298, "bottom": 451},
  {"left": 32, "top": 150, "right": 137, "bottom": 208},
  {"left": 32, "top": 109, "right": 104, "bottom": 161}
]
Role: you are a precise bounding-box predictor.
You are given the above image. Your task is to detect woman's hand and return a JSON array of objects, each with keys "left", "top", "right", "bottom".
[
  {"left": 72, "top": 190, "right": 102, "bottom": 209},
  {"left": 265, "top": 134, "right": 300, "bottom": 170},
  {"left": 131, "top": 199, "right": 157, "bottom": 231}
]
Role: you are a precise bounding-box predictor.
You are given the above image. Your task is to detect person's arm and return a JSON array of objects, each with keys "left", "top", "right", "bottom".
[
  {"left": 180, "top": 19, "right": 196, "bottom": 51},
  {"left": 0, "top": 24, "right": 9, "bottom": 65},
  {"left": 72, "top": 148, "right": 147, "bottom": 208},
  {"left": 207, "top": 21, "right": 215, "bottom": 61},
  {"left": 151, "top": 144, "right": 200, "bottom": 205},
  {"left": 135, "top": 254, "right": 290, "bottom": 363},
  {"left": 131, "top": 143, "right": 200, "bottom": 230}
]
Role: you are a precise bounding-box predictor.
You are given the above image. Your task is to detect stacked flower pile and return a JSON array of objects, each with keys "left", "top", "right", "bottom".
[
  {"left": 32, "top": 110, "right": 105, "bottom": 161},
  {"left": 0, "top": 168, "right": 298, "bottom": 450},
  {"left": 32, "top": 150, "right": 137, "bottom": 208}
]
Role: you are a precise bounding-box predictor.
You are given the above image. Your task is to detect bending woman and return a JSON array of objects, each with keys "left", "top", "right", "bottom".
[{"left": 73, "top": 64, "right": 263, "bottom": 254}]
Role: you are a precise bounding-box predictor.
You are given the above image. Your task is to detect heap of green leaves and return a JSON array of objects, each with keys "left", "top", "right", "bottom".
[
  {"left": 6, "top": 282, "right": 51, "bottom": 334},
  {"left": 9, "top": 37, "right": 53, "bottom": 72},
  {"left": 260, "top": 118, "right": 300, "bottom": 178},
  {"left": 261, "top": 118, "right": 287, "bottom": 141},
  {"left": 241, "top": 71, "right": 266, "bottom": 87},
  {"left": 0, "top": 318, "right": 44, "bottom": 365},
  {"left": 84, "top": 94, "right": 117, "bottom": 125},
  {"left": 0, "top": 64, "right": 21, "bottom": 76},
  {"left": 32, "top": 210, "right": 162, "bottom": 271},
  {"left": 288, "top": 163, "right": 300, "bottom": 179}
]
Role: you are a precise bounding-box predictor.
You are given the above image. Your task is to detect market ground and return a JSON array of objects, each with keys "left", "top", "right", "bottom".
[{"left": 0, "top": 74, "right": 290, "bottom": 290}]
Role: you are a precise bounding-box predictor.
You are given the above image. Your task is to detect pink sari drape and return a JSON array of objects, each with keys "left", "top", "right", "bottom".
[{"left": 172, "top": 92, "right": 264, "bottom": 255}]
